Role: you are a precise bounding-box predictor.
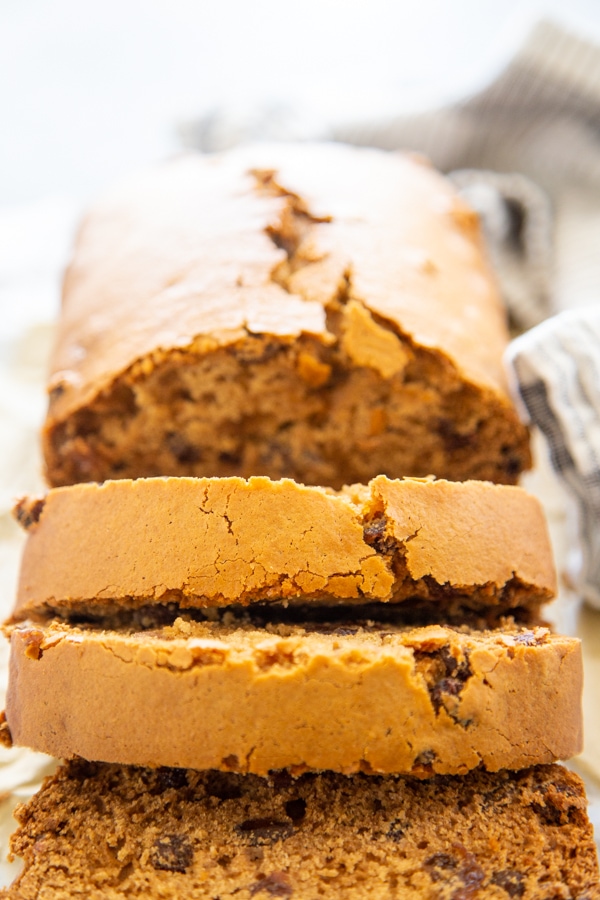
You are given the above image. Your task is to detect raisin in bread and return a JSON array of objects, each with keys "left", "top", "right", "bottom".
[
  {"left": 3, "top": 760, "right": 598, "bottom": 899},
  {"left": 43, "top": 143, "right": 531, "bottom": 489}
]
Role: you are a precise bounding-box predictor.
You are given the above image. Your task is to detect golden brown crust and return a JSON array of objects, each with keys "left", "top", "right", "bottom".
[
  {"left": 5, "top": 761, "right": 599, "bottom": 899},
  {"left": 5, "top": 619, "right": 582, "bottom": 775},
  {"left": 12, "top": 476, "right": 556, "bottom": 620},
  {"left": 42, "top": 144, "right": 531, "bottom": 488},
  {"left": 48, "top": 146, "right": 509, "bottom": 420}
]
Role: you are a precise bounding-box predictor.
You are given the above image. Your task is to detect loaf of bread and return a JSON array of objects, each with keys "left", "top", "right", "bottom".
[
  {"left": 12, "top": 475, "right": 556, "bottom": 622},
  {"left": 4, "top": 760, "right": 598, "bottom": 899},
  {"left": 43, "top": 143, "right": 531, "bottom": 489},
  {"left": 4, "top": 615, "right": 582, "bottom": 775}
]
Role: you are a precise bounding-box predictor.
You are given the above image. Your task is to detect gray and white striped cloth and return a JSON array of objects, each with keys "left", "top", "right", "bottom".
[{"left": 508, "top": 311, "right": 600, "bottom": 609}]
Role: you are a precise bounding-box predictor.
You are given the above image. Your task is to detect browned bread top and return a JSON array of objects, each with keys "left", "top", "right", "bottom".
[
  {"left": 49, "top": 144, "right": 509, "bottom": 422},
  {"left": 4, "top": 760, "right": 598, "bottom": 898},
  {"left": 12, "top": 475, "right": 556, "bottom": 620},
  {"left": 43, "top": 144, "right": 530, "bottom": 488}
]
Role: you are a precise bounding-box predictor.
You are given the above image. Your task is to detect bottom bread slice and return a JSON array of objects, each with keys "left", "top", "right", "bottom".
[
  {"left": 5, "top": 616, "right": 582, "bottom": 774},
  {"left": 3, "top": 760, "right": 599, "bottom": 899}
]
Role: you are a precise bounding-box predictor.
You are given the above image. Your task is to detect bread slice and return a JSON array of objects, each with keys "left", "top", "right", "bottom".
[
  {"left": 12, "top": 475, "right": 556, "bottom": 622},
  {"left": 4, "top": 760, "right": 598, "bottom": 899},
  {"left": 42, "top": 143, "right": 531, "bottom": 489},
  {"left": 4, "top": 615, "right": 582, "bottom": 775}
]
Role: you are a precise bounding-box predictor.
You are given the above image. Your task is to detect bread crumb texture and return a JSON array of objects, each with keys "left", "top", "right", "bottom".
[
  {"left": 42, "top": 144, "right": 531, "bottom": 488},
  {"left": 5, "top": 619, "right": 582, "bottom": 774},
  {"left": 12, "top": 475, "right": 556, "bottom": 619},
  {"left": 3, "top": 761, "right": 598, "bottom": 899}
]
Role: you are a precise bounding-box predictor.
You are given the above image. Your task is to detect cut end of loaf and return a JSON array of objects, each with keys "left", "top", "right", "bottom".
[{"left": 43, "top": 328, "right": 531, "bottom": 490}]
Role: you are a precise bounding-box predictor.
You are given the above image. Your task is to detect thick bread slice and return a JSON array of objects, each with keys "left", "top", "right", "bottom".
[
  {"left": 12, "top": 475, "right": 556, "bottom": 621},
  {"left": 43, "top": 143, "right": 530, "bottom": 489},
  {"left": 4, "top": 761, "right": 599, "bottom": 899},
  {"left": 4, "top": 618, "right": 582, "bottom": 775}
]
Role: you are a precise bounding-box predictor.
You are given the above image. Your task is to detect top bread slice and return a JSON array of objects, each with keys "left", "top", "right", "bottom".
[
  {"left": 12, "top": 475, "right": 556, "bottom": 621},
  {"left": 43, "top": 143, "right": 530, "bottom": 489}
]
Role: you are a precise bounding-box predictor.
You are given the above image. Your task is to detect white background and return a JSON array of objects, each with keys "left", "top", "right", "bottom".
[{"left": 2, "top": 0, "right": 600, "bottom": 208}]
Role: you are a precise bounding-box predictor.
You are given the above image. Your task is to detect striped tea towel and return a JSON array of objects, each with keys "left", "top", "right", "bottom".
[{"left": 507, "top": 309, "right": 600, "bottom": 609}]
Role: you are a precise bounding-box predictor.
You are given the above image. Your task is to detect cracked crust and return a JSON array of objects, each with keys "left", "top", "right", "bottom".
[
  {"left": 42, "top": 143, "right": 531, "bottom": 488},
  {"left": 4, "top": 763, "right": 598, "bottom": 900},
  {"left": 4, "top": 617, "right": 582, "bottom": 775},
  {"left": 11, "top": 475, "right": 556, "bottom": 621}
]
